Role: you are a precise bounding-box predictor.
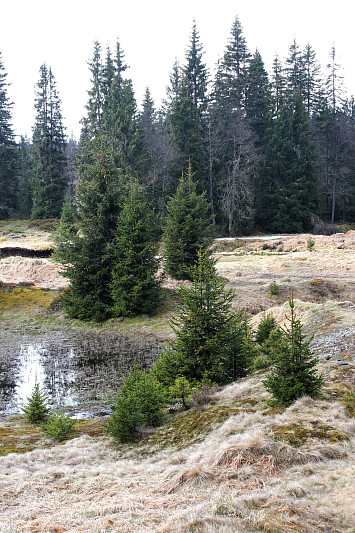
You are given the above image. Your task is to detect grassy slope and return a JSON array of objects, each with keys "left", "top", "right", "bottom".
[{"left": 0, "top": 224, "right": 354, "bottom": 532}]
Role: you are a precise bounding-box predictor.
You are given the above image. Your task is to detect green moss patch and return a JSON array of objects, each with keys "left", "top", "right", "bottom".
[
  {"left": 0, "top": 417, "right": 106, "bottom": 456},
  {"left": 0, "top": 286, "right": 57, "bottom": 312},
  {"left": 271, "top": 421, "right": 350, "bottom": 447},
  {"left": 144, "top": 404, "right": 256, "bottom": 450},
  {"left": 341, "top": 391, "right": 355, "bottom": 417}
]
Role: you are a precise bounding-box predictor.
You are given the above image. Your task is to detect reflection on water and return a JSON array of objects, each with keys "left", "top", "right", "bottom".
[
  {"left": 0, "top": 330, "right": 160, "bottom": 418},
  {"left": 15, "top": 344, "right": 47, "bottom": 404}
]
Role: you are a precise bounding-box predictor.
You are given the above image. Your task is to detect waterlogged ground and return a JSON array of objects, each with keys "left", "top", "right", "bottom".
[{"left": 0, "top": 328, "right": 161, "bottom": 419}]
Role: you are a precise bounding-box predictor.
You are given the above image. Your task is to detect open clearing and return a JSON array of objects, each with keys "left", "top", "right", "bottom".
[{"left": 0, "top": 225, "right": 354, "bottom": 532}]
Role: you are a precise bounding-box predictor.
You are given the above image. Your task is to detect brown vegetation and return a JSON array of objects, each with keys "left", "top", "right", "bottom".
[{"left": 0, "top": 229, "right": 354, "bottom": 532}]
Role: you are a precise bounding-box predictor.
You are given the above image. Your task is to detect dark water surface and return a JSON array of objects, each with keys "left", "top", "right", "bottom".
[{"left": 0, "top": 328, "right": 161, "bottom": 418}]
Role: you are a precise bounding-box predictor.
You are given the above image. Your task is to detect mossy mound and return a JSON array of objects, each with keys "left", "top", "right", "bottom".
[
  {"left": 0, "top": 286, "right": 57, "bottom": 312},
  {"left": 0, "top": 417, "right": 106, "bottom": 456},
  {"left": 271, "top": 421, "right": 350, "bottom": 447}
]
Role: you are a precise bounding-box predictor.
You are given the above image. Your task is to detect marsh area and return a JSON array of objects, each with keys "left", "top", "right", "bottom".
[{"left": 0, "top": 328, "right": 161, "bottom": 419}]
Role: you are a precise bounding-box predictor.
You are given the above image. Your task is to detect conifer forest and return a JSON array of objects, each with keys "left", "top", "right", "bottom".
[{"left": 1, "top": 17, "right": 354, "bottom": 231}]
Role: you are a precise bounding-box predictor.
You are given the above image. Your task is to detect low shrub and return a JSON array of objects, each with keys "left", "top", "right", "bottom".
[
  {"left": 255, "top": 313, "right": 278, "bottom": 345},
  {"left": 269, "top": 280, "right": 280, "bottom": 296},
  {"left": 42, "top": 413, "right": 75, "bottom": 441},
  {"left": 307, "top": 235, "right": 315, "bottom": 251},
  {"left": 107, "top": 368, "right": 165, "bottom": 443}
]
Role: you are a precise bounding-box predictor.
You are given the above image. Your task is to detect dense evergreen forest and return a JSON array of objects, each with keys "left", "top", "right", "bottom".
[{"left": 1, "top": 16, "right": 354, "bottom": 231}]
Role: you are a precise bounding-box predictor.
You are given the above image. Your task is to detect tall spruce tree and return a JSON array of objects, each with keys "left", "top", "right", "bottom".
[
  {"left": 215, "top": 16, "right": 250, "bottom": 110},
  {"left": 102, "top": 41, "right": 142, "bottom": 173},
  {"left": 302, "top": 43, "right": 322, "bottom": 117},
  {"left": 57, "top": 138, "right": 122, "bottom": 321},
  {"left": 0, "top": 52, "right": 18, "bottom": 219},
  {"left": 138, "top": 87, "right": 176, "bottom": 210},
  {"left": 31, "top": 64, "right": 67, "bottom": 219},
  {"left": 209, "top": 17, "right": 258, "bottom": 234},
  {"left": 163, "top": 163, "right": 213, "bottom": 280},
  {"left": 110, "top": 180, "right": 162, "bottom": 317},
  {"left": 17, "top": 136, "right": 33, "bottom": 218},
  {"left": 256, "top": 92, "right": 318, "bottom": 232},
  {"left": 169, "top": 22, "right": 209, "bottom": 194},
  {"left": 245, "top": 50, "right": 273, "bottom": 145}
]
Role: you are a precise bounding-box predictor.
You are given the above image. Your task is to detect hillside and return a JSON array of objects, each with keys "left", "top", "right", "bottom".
[{"left": 0, "top": 223, "right": 354, "bottom": 532}]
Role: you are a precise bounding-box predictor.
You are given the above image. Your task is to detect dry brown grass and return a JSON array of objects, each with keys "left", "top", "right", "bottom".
[
  {"left": 1, "top": 378, "right": 354, "bottom": 532},
  {"left": 0, "top": 231, "right": 354, "bottom": 532}
]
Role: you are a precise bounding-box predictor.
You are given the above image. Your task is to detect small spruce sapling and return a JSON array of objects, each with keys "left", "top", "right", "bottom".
[
  {"left": 22, "top": 383, "right": 51, "bottom": 424},
  {"left": 255, "top": 313, "right": 278, "bottom": 345},
  {"left": 42, "top": 413, "right": 75, "bottom": 441},
  {"left": 107, "top": 368, "right": 165, "bottom": 443},
  {"left": 169, "top": 377, "right": 193, "bottom": 409},
  {"left": 263, "top": 293, "right": 323, "bottom": 406},
  {"left": 307, "top": 235, "right": 315, "bottom": 251},
  {"left": 269, "top": 280, "right": 280, "bottom": 295}
]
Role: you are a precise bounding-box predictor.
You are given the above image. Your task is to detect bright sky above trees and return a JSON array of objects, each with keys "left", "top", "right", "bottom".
[{"left": 1, "top": 0, "right": 354, "bottom": 139}]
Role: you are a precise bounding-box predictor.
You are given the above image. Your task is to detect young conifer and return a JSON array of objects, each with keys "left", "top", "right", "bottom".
[
  {"left": 153, "top": 249, "right": 253, "bottom": 386},
  {"left": 110, "top": 180, "right": 162, "bottom": 317},
  {"left": 263, "top": 293, "right": 323, "bottom": 406},
  {"left": 163, "top": 162, "right": 213, "bottom": 280}
]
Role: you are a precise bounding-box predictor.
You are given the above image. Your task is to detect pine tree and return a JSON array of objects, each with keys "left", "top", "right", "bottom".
[
  {"left": 169, "top": 22, "right": 209, "bottom": 194},
  {"left": 256, "top": 92, "right": 318, "bottom": 232},
  {"left": 110, "top": 180, "right": 162, "bottom": 317},
  {"left": 0, "top": 52, "right": 18, "bottom": 219},
  {"left": 153, "top": 250, "right": 254, "bottom": 386},
  {"left": 163, "top": 163, "right": 213, "bottom": 280},
  {"left": 245, "top": 50, "right": 273, "bottom": 145},
  {"left": 31, "top": 64, "right": 67, "bottom": 219},
  {"left": 17, "top": 136, "right": 33, "bottom": 218},
  {"left": 263, "top": 294, "right": 323, "bottom": 406},
  {"left": 57, "top": 139, "right": 122, "bottom": 321}
]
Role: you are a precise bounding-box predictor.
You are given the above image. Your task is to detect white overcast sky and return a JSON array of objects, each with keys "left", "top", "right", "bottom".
[{"left": 1, "top": 0, "right": 354, "bottom": 140}]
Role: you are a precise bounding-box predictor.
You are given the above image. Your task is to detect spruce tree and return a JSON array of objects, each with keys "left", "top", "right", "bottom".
[
  {"left": 153, "top": 250, "right": 254, "bottom": 386},
  {"left": 102, "top": 40, "right": 143, "bottom": 174},
  {"left": 31, "top": 64, "right": 67, "bottom": 219},
  {"left": 163, "top": 163, "right": 213, "bottom": 280},
  {"left": 263, "top": 294, "right": 323, "bottom": 406},
  {"left": 245, "top": 50, "right": 273, "bottom": 145},
  {"left": 57, "top": 139, "right": 122, "bottom": 321},
  {"left": 169, "top": 22, "right": 209, "bottom": 195},
  {"left": 0, "top": 52, "right": 18, "bottom": 219},
  {"left": 110, "top": 181, "right": 162, "bottom": 317},
  {"left": 17, "top": 136, "right": 33, "bottom": 218},
  {"left": 208, "top": 17, "right": 258, "bottom": 234},
  {"left": 256, "top": 92, "right": 318, "bottom": 232},
  {"left": 218, "top": 15, "right": 250, "bottom": 110}
]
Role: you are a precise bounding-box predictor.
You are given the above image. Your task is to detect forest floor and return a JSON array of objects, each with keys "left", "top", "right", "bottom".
[{"left": 0, "top": 221, "right": 354, "bottom": 532}]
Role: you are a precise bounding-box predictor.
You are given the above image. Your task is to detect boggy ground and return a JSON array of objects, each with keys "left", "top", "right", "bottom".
[{"left": 0, "top": 224, "right": 354, "bottom": 532}]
